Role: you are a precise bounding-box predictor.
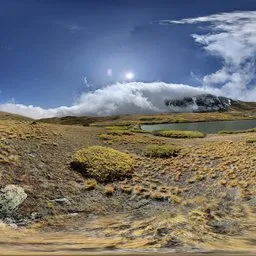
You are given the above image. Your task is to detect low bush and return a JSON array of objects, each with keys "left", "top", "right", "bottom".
[
  {"left": 152, "top": 130, "right": 205, "bottom": 138},
  {"left": 105, "top": 125, "right": 130, "bottom": 130},
  {"left": 99, "top": 134, "right": 113, "bottom": 140},
  {"left": 143, "top": 144, "right": 179, "bottom": 158},
  {"left": 104, "top": 126, "right": 132, "bottom": 136},
  {"left": 71, "top": 146, "right": 133, "bottom": 182},
  {"left": 218, "top": 128, "right": 256, "bottom": 134},
  {"left": 246, "top": 137, "right": 256, "bottom": 143},
  {"left": 131, "top": 129, "right": 151, "bottom": 134},
  {"left": 106, "top": 129, "right": 133, "bottom": 136}
]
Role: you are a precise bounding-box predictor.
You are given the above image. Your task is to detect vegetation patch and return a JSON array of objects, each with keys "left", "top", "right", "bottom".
[
  {"left": 99, "top": 134, "right": 113, "bottom": 140},
  {"left": 105, "top": 125, "right": 130, "bottom": 130},
  {"left": 218, "top": 128, "right": 256, "bottom": 134},
  {"left": 105, "top": 126, "right": 133, "bottom": 136},
  {"left": 131, "top": 129, "right": 151, "bottom": 134},
  {"left": 72, "top": 146, "right": 133, "bottom": 182},
  {"left": 84, "top": 179, "right": 97, "bottom": 190},
  {"left": 143, "top": 144, "right": 179, "bottom": 158},
  {"left": 0, "top": 142, "right": 19, "bottom": 164},
  {"left": 152, "top": 130, "right": 205, "bottom": 138},
  {"left": 106, "top": 129, "right": 133, "bottom": 136},
  {"left": 246, "top": 137, "right": 256, "bottom": 143}
]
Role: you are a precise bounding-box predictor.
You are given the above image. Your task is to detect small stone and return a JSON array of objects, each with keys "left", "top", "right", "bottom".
[
  {"left": 31, "top": 212, "right": 42, "bottom": 220},
  {"left": 67, "top": 213, "right": 79, "bottom": 217},
  {"left": 28, "top": 153, "right": 36, "bottom": 158},
  {"left": 9, "top": 223, "right": 18, "bottom": 229},
  {"left": 52, "top": 198, "right": 71, "bottom": 205}
]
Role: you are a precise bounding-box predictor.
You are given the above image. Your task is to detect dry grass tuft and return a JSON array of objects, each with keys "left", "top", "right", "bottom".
[{"left": 84, "top": 179, "right": 97, "bottom": 190}]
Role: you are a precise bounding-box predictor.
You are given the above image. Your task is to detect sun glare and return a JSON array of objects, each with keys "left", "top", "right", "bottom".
[{"left": 125, "top": 72, "right": 135, "bottom": 80}]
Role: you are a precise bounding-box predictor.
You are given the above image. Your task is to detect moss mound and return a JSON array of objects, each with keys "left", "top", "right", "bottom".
[
  {"left": 153, "top": 130, "right": 205, "bottom": 138},
  {"left": 72, "top": 146, "right": 133, "bottom": 182},
  {"left": 144, "top": 144, "right": 179, "bottom": 158},
  {"left": 105, "top": 126, "right": 133, "bottom": 136}
]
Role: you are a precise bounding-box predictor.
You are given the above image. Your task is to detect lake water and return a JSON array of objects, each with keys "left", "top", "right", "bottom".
[{"left": 141, "top": 119, "right": 256, "bottom": 134}]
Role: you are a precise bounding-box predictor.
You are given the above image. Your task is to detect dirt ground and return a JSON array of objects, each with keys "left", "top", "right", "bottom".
[{"left": 0, "top": 117, "right": 255, "bottom": 254}]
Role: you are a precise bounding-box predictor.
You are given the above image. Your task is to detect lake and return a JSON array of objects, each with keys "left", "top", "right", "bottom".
[{"left": 141, "top": 119, "right": 256, "bottom": 134}]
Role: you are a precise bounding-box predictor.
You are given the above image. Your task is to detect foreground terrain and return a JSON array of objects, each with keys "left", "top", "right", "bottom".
[{"left": 0, "top": 111, "right": 255, "bottom": 254}]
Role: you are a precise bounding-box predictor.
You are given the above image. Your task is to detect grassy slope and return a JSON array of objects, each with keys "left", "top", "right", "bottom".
[
  {"left": 0, "top": 114, "right": 256, "bottom": 252},
  {"left": 39, "top": 110, "right": 256, "bottom": 127},
  {"left": 0, "top": 111, "right": 32, "bottom": 121}
]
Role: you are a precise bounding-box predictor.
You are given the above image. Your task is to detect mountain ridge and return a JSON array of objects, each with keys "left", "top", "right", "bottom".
[{"left": 164, "top": 93, "right": 252, "bottom": 113}]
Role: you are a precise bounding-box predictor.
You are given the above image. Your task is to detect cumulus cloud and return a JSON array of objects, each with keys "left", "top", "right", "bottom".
[
  {"left": 1, "top": 11, "right": 256, "bottom": 119},
  {"left": 162, "top": 11, "right": 256, "bottom": 100}
]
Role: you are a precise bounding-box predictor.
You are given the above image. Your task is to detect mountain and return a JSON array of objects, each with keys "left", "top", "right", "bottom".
[{"left": 164, "top": 94, "right": 243, "bottom": 113}]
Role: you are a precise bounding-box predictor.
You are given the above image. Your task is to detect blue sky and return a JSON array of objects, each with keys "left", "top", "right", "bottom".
[{"left": 1, "top": 0, "right": 256, "bottom": 118}]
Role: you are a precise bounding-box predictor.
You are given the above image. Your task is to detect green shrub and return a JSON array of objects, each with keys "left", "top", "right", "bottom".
[
  {"left": 105, "top": 126, "right": 133, "bottom": 136},
  {"left": 72, "top": 146, "right": 133, "bottom": 182},
  {"left": 99, "top": 134, "right": 113, "bottom": 140},
  {"left": 152, "top": 130, "right": 205, "bottom": 138},
  {"left": 106, "top": 129, "right": 133, "bottom": 136},
  {"left": 246, "top": 138, "right": 256, "bottom": 143},
  {"left": 105, "top": 125, "right": 130, "bottom": 130},
  {"left": 131, "top": 129, "right": 151, "bottom": 134},
  {"left": 218, "top": 128, "right": 256, "bottom": 134},
  {"left": 144, "top": 144, "right": 179, "bottom": 158}
]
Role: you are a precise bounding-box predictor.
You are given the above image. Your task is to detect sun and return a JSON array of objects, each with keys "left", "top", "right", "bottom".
[{"left": 125, "top": 72, "right": 135, "bottom": 80}]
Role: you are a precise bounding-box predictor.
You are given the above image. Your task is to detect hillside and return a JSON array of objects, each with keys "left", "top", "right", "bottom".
[
  {"left": 230, "top": 100, "right": 256, "bottom": 111},
  {"left": 39, "top": 109, "right": 256, "bottom": 128},
  {"left": 0, "top": 112, "right": 255, "bottom": 254},
  {"left": 0, "top": 111, "right": 32, "bottom": 121}
]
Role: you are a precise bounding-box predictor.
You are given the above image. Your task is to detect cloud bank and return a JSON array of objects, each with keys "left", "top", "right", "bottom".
[
  {"left": 0, "top": 82, "right": 209, "bottom": 119},
  {"left": 1, "top": 11, "right": 256, "bottom": 119}
]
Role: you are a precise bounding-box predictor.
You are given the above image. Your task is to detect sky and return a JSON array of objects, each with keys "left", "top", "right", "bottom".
[{"left": 1, "top": 0, "right": 256, "bottom": 118}]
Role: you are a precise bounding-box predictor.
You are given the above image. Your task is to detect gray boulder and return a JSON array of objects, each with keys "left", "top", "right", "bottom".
[{"left": 0, "top": 185, "right": 27, "bottom": 218}]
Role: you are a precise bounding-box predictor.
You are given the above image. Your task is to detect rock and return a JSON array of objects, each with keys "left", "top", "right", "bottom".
[
  {"left": 67, "top": 212, "right": 79, "bottom": 217},
  {"left": 28, "top": 153, "right": 36, "bottom": 158},
  {"left": 0, "top": 185, "right": 27, "bottom": 218},
  {"left": 31, "top": 212, "right": 42, "bottom": 220},
  {"left": 52, "top": 198, "right": 71, "bottom": 205},
  {"left": 4, "top": 218, "right": 18, "bottom": 229},
  {"left": 248, "top": 197, "right": 256, "bottom": 206},
  {"left": 16, "top": 218, "right": 32, "bottom": 226},
  {"left": 9, "top": 223, "right": 18, "bottom": 229}
]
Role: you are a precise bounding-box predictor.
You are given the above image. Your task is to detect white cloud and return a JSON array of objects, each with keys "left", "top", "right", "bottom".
[
  {"left": 0, "top": 82, "right": 209, "bottom": 119},
  {"left": 163, "top": 11, "right": 256, "bottom": 99}
]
